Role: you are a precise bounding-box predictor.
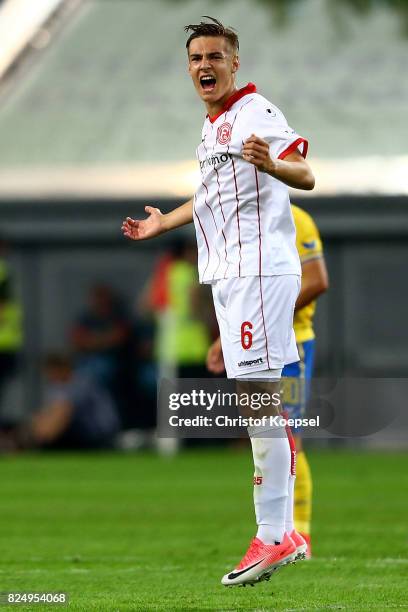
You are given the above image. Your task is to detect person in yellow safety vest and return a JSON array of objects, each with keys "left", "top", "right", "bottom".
[
  {"left": 148, "top": 238, "right": 214, "bottom": 379},
  {"left": 0, "top": 238, "right": 23, "bottom": 408}
]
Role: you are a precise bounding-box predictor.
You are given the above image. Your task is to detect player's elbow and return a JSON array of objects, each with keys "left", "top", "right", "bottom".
[
  {"left": 319, "top": 278, "right": 329, "bottom": 295},
  {"left": 303, "top": 171, "right": 315, "bottom": 191},
  {"left": 307, "top": 275, "right": 329, "bottom": 300},
  {"left": 316, "top": 272, "right": 329, "bottom": 295}
]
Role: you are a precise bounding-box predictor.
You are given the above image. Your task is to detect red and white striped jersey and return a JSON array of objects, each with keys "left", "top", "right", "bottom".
[{"left": 193, "top": 83, "right": 307, "bottom": 284}]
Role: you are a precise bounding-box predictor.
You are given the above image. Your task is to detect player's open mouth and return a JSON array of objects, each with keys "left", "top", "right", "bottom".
[{"left": 200, "top": 75, "right": 216, "bottom": 91}]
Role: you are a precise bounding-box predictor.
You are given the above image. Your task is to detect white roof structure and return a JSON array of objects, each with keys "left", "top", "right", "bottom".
[{"left": 0, "top": 0, "right": 406, "bottom": 196}]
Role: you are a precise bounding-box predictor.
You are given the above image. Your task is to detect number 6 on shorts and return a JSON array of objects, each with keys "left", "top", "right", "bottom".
[{"left": 241, "top": 321, "right": 253, "bottom": 350}]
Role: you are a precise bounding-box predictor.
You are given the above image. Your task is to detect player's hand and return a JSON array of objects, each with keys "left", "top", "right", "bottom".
[
  {"left": 206, "top": 337, "right": 225, "bottom": 374},
  {"left": 242, "top": 134, "right": 276, "bottom": 174},
  {"left": 121, "top": 206, "right": 164, "bottom": 241}
]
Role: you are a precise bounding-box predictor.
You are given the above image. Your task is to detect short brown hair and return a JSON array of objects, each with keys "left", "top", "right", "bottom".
[{"left": 185, "top": 16, "right": 239, "bottom": 52}]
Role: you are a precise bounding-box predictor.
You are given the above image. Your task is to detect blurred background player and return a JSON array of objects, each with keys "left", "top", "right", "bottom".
[
  {"left": 281, "top": 204, "right": 328, "bottom": 556},
  {"left": 207, "top": 203, "right": 329, "bottom": 557},
  {"left": 140, "top": 237, "right": 214, "bottom": 381},
  {"left": 139, "top": 237, "right": 215, "bottom": 453}
]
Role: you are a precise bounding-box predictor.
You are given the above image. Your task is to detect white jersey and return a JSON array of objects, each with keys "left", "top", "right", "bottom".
[{"left": 193, "top": 83, "right": 307, "bottom": 284}]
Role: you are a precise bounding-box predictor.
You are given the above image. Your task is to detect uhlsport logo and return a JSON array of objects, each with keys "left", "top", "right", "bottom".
[
  {"left": 238, "top": 357, "right": 264, "bottom": 368},
  {"left": 217, "top": 122, "right": 232, "bottom": 145}
]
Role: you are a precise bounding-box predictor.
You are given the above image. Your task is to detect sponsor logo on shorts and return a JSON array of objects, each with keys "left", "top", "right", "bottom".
[{"left": 237, "top": 357, "right": 264, "bottom": 367}]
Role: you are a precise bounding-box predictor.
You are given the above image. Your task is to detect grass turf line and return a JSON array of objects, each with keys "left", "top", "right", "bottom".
[{"left": 0, "top": 449, "right": 407, "bottom": 611}]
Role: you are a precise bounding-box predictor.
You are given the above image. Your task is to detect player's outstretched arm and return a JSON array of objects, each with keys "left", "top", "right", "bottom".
[
  {"left": 122, "top": 199, "right": 194, "bottom": 241},
  {"left": 242, "top": 135, "right": 315, "bottom": 190}
]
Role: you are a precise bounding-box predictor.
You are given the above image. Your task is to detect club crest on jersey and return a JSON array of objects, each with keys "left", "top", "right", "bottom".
[{"left": 217, "top": 122, "right": 232, "bottom": 145}]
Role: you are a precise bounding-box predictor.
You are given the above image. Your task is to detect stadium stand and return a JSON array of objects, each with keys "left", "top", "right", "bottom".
[
  {"left": 0, "top": 0, "right": 66, "bottom": 80},
  {"left": 0, "top": 0, "right": 406, "bottom": 168}
]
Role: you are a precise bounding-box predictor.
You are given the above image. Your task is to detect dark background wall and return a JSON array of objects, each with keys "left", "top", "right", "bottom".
[{"left": 1, "top": 195, "right": 408, "bottom": 426}]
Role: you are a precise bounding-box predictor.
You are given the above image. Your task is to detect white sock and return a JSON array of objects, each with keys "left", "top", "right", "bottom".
[
  {"left": 285, "top": 474, "right": 296, "bottom": 534},
  {"left": 283, "top": 413, "right": 297, "bottom": 535},
  {"left": 251, "top": 431, "right": 290, "bottom": 544}
]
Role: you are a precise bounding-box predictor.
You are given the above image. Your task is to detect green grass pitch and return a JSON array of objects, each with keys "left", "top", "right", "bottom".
[{"left": 0, "top": 448, "right": 407, "bottom": 611}]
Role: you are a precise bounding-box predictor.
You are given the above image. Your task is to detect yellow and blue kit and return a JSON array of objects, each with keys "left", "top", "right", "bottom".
[{"left": 281, "top": 205, "right": 323, "bottom": 430}]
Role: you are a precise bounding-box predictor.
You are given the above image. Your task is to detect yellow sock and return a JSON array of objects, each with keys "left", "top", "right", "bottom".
[{"left": 294, "top": 450, "right": 312, "bottom": 535}]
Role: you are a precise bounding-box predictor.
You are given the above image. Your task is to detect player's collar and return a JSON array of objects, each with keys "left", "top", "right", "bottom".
[{"left": 207, "top": 83, "right": 257, "bottom": 124}]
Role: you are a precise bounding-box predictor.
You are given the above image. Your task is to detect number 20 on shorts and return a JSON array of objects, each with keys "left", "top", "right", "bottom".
[{"left": 241, "top": 321, "right": 253, "bottom": 349}]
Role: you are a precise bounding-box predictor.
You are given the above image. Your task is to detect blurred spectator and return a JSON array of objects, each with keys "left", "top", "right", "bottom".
[
  {"left": 129, "top": 313, "right": 157, "bottom": 430},
  {"left": 0, "top": 237, "right": 23, "bottom": 412},
  {"left": 145, "top": 239, "right": 220, "bottom": 452},
  {"left": 70, "top": 284, "right": 131, "bottom": 415},
  {"left": 142, "top": 238, "right": 215, "bottom": 380},
  {"left": 1, "top": 353, "right": 120, "bottom": 451}
]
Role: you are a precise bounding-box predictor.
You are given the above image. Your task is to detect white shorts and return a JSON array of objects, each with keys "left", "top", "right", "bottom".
[{"left": 211, "top": 275, "right": 300, "bottom": 379}]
